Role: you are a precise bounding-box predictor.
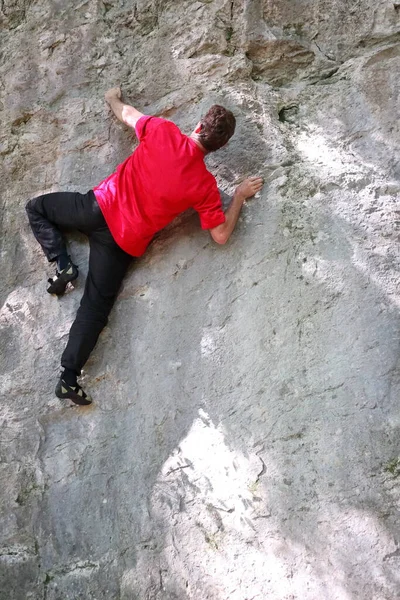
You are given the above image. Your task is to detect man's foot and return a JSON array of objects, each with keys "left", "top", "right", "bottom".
[
  {"left": 47, "top": 261, "right": 79, "bottom": 295},
  {"left": 55, "top": 378, "right": 92, "bottom": 406}
]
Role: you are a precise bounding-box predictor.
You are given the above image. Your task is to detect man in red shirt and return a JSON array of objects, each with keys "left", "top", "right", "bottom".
[{"left": 26, "top": 87, "right": 263, "bottom": 405}]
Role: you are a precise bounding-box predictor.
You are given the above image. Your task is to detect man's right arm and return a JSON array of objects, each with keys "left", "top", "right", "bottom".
[
  {"left": 210, "top": 177, "right": 264, "bottom": 245},
  {"left": 105, "top": 87, "right": 144, "bottom": 130}
]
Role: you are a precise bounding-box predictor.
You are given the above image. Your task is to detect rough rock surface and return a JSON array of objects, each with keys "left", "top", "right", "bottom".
[{"left": 1, "top": 1, "right": 400, "bottom": 598}]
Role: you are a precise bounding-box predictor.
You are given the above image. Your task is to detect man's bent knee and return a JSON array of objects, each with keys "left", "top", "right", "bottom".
[{"left": 25, "top": 196, "right": 41, "bottom": 216}]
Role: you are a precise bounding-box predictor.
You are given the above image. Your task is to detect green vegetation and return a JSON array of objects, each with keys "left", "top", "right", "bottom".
[
  {"left": 44, "top": 573, "right": 54, "bottom": 585},
  {"left": 384, "top": 457, "right": 400, "bottom": 478},
  {"left": 225, "top": 26, "right": 233, "bottom": 42}
]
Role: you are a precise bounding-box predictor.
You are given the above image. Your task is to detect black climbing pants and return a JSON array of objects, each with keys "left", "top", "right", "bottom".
[{"left": 26, "top": 190, "right": 133, "bottom": 374}]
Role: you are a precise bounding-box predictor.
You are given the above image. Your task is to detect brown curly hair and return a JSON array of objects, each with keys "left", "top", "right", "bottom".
[{"left": 198, "top": 105, "right": 236, "bottom": 152}]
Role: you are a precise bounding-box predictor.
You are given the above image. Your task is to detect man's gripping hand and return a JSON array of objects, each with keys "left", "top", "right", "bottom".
[
  {"left": 104, "top": 86, "right": 144, "bottom": 130},
  {"left": 105, "top": 86, "right": 122, "bottom": 104},
  {"left": 236, "top": 176, "right": 264, "bottom": 200}
]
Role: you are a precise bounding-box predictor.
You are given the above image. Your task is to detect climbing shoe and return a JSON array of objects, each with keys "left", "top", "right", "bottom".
[
  {"left": 47, "top": 261, "right": 79, "bottom": 295},
  {"left": 55, "top": 378, "right": 92, "bottom": 406}
]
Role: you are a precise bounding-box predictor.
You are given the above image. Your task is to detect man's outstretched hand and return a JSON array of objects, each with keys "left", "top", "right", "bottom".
[
  {"left": 105, "top": 86, "right": 122, "bottom": 104},
  {"left": 236, "top": 176, "right": 264, "bottom": 200}
]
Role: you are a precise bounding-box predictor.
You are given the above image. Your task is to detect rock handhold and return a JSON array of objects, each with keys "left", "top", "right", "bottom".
[{"left": 247, "top": 40, "right": 315, "bottom": 85}]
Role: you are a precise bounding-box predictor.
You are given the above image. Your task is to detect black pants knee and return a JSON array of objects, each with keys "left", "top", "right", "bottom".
[{"left": 26, "top": 191, "right": 133, "bottom": 373}]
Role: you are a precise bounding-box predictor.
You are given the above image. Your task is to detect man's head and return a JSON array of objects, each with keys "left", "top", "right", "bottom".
[{"left": 195, "top": 105, "right": 236, "bottom": 152}]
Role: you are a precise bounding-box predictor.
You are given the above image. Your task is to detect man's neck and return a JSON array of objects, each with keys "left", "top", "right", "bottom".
[{"left": 189, "top": 134, "right": 208, "bottom": 154}]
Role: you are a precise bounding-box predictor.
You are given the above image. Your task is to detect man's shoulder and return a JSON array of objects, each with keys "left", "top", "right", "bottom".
[
  {"left": 139, "top": 115, "right": 184, "bottom": 139},
  {"left": 147, "top": 116, "right": 179, "bottom": 130}
]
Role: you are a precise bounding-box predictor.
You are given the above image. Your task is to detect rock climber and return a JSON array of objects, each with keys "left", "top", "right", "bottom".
[{"left": 26, "top": 87, "right": 264, "bottom": 405}]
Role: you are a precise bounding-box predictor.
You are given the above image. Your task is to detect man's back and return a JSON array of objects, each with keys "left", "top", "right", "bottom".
[{"left": 94, "top": 116, "right": 225, "bottom": 256}]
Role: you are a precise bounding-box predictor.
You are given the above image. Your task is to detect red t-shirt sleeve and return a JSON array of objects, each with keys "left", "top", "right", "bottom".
[
  {"left": 135, "top": 115, "right": 164, "bottom": 141},
  {"left": 194, "top": 184, "right": 226, "bottom": 230}
]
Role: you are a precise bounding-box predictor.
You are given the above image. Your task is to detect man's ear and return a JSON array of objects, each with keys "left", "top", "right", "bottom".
[{"left": 194, "top": 122, "right": 202, "bottom": 134}]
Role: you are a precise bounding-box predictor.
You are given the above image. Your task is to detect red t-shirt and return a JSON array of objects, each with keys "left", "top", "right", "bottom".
[{"left": 93, "top": 116, "right": 226, "bottom": 256}]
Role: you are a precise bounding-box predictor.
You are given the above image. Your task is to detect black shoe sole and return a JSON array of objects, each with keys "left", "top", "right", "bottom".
[
  {"left": 47, "top": 264, "right": 79, "bottom": 295},
  {"left": 55, "top": 379, "right": 92, "bottom": 406}
]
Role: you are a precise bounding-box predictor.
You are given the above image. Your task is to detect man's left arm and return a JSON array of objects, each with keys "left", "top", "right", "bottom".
[
  {"left": 209, "top": 177, "right": 264, "bottom": 244},
  {"left": 105, "top": 87, "right": 144, "bottom": 130}
]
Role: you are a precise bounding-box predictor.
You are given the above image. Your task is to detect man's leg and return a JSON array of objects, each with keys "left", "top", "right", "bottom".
[
  {"left": 25, "top": 191, "right": 104, "bottom": 294},
  {"left": 57, "top": 225, "right": 133, "bottom": 404}
]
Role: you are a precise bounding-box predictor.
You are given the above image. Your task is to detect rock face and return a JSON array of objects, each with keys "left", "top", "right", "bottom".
[{"left": 1, "top": 1, "right": 400, "bottom": 598}]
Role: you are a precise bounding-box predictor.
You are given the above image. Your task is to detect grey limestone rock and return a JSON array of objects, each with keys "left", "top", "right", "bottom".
[{"left": 1, "top": 0, "right": 400, "bottom": 598}]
